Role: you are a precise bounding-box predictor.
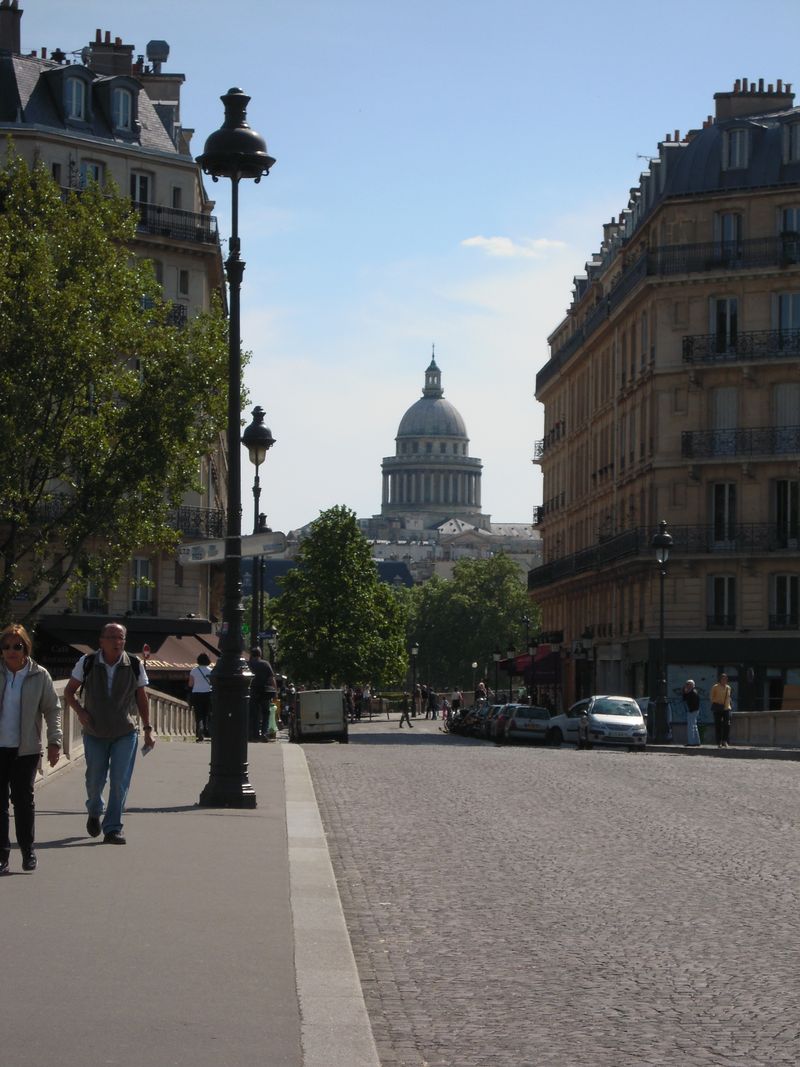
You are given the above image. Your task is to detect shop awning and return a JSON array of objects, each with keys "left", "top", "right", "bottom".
[{"left": 141, "top": 634, "right": 219, "bottom": 678}]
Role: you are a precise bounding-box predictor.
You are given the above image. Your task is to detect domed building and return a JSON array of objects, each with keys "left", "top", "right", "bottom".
[
  {"left": 359, "top": 352, "right": 541, "bottom": 583},
  {"left": 379, "top": 355, "right": 491, "bottom": 531}
]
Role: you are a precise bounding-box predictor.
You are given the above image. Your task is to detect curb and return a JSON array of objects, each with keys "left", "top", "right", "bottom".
[
  {"left": 282, "top": 743, "right": 380, "bottom": 1067},
  {"left": 646, "top": 743, "right": 800, "bottom": 761}
]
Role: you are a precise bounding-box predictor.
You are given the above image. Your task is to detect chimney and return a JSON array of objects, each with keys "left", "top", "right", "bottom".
[
  {"left": 714, "top": 77, "right": 794, "bottom": 120},
  {"left": 0, "top": 0, "right": 22, "bottom": 55},
  {"left": 86, "top": 27, "right": 134, "bottom": 75}
]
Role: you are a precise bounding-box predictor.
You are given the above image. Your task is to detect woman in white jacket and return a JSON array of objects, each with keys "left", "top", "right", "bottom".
[{"left": 0, "top": 623, "right": 62, "bottom": 873}]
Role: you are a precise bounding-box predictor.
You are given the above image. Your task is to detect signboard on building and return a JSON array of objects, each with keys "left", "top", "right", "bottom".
[{"left": 178, "top": 532, "right": 286, "bottom": 565}]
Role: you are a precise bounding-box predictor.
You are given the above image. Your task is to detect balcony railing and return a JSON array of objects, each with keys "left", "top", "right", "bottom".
[
  {"left": 683, "top": 328, "right": 800, "bottom": 364},
  {"left": 707, "top": 613, "right": 736, "bottom": 630},
  {"left": 538, "top": 235, "right": 800, "bottom": 390},
  {"left": 133, "top": 201, "right": 219, "bottom": 244},
  {"left": 82, "top": 597, "right": 108, "bottom": 614},
  {"left": 682, "top": 426, "right": 800, "bottom": 459},
  {"left": 129, "top": 599, "right": 156, "bottom": 616},
  {"left": 527, "top": 523, "right": 800, "bottom": 590},
  {"left": 168, "top": 506, "right": 226, "bottom": 539},
  {"left": 769, "top": 614, "right": 800, "bottom": 630}
]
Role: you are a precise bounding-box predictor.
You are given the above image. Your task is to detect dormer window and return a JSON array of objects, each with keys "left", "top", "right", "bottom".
[
  {"left": 785, "top": 122, "right": 800, "bottom": 164},
  {"left": 66, "top": 77, "right": 87, "bottom": 120},
  {"left": 112, "top": 87, "right": 132, "bottom": 131},
  {"left": 723, "top": 128, "right": 749, "bottom": 170}
]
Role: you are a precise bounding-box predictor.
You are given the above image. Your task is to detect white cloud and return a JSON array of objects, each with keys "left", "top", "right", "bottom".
[{"left": 461, "top": 235, "right": 566, "bottom": 259}]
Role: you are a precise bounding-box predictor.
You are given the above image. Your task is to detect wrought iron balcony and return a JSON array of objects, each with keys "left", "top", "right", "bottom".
[
  {"left": 769, "top": 613, "right": 799, "bottom": 630},
  {"left": 128, "top": 599, "right": 156, "bottom": 616},
  {"left": 133, "top": 201, "right": 219, "bottom": 244},
  {"left": 682, "top": 426, "right": 800, "bottom": 459},
  {"left": 527, "top": 523, "right": 800, "bottom": 590},
  {"left": 168, "top": 506, "right": 226, "bottom": 539},
  {"left": 683, "top": 327, "right": 800, "bottom": 364},
  {"left": 81, "top": 597, "right": 108, "bottom": 614},
  {"left": 707, "top": 613, "right": 736, "bottom": 630}
]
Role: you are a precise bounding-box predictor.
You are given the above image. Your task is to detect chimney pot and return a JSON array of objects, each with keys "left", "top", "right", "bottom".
[
  {"left": 787, "top": 83, "right": 793, "bottom": 94},
  {"left": 734, "top": 79, "right": 741, "bottom": 92},
  {"left": 768, "top": 83, "right": 774, "bottom": 93},
  {"left": 759, "top": 78, "right": 764, "bottom": 92},
  {"left": 778, "top": 79, "right": 783, "bottom": 93},
  {"left": 41, "top": 46, "right": 47, "bottom": 59},
  {"left": 95, "top": 28, "right": 101, "bottom": 43},
  {"left": 104, "top": 30, "right": 110, "bottom": 44},
  {"left": 115, "top": 36, "right": 121, "bottom": 47},
  {"left": 675, "top": 129, "right": 680, "bottom": 142}
]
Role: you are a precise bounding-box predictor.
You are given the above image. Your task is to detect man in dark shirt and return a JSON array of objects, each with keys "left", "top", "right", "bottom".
[{"left": 248, "top": 647, "right": 277, "bottom": 741}]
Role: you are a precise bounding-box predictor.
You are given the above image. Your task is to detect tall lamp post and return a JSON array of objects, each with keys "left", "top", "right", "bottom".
[
  {"left": 493, "top": 649, "right": 501, "bottom": 701},
  {"left": 471, "top": 661, "right": 478, "bottom": 696},
  {"left": 652, "top": 520, "right": 673, "bottom": 743},
  {"left": 506, "top": 642, "right": 515, "bottom": 702},
  {"left": 197, "top": 88, "right": 275, "bottom": 808},
  {"left": 242, "top": 405, "right": 276, "bottom": 649},
  {"left": 410, "top": 642, "right": 419, "bottom": 715},
  {"left": 527, "top": 637, "right": 538, "bottom": 702}
]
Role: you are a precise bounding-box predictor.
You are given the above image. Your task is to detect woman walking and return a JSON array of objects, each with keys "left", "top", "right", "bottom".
[
  {"left": 683, "top": 679, "right": 701, "bottom": 747},
  {"left": 0, "top": 624, "right": 62, "bottom": 873}
]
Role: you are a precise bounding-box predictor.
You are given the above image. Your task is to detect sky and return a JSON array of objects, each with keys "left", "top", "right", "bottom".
[{"left": 20, "top": 0, "right": 800, "bottom": 532}]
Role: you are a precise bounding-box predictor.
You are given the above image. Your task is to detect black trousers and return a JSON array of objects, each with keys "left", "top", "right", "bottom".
[
  {"left": 713, "top": 707, "right": 731, "bottom": 745},
  {"left": 191, "top": 693, "right": 212, "bottom": 739},
  {"left": 0, "top": 748, "right": 39, "bottom": 855}
]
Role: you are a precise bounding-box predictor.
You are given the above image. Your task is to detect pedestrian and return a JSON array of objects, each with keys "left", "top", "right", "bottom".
[
  {"left": 0, "top": 624, "right": 62, "bottom": 873},
  {"left": 398, "top": 692, "right": 413, "bottom": 728},
  {"left": 450, "top": 686, "right": 462, "bottom": 713},
  {"left": 710, "top": 672, "right": 733, "bottom": 747},
  {"left": 267, "top": 696, "right": 279, "bottom": 740},
  {"left": 187, "top": 652, "right": 213, "bottom": 741},
  {"left": 428, "top": 687, "right": 438, "bottom": 720},
  {"left": 413, "top": 684, "right": 422, "bottom": 718},
  {"left": 64, "top": 622, "right": 154, "bottom": 845},
  {"left": 683, "top": 679, "right": 701, "bottom": 747},
  {"left": 247, "top": 646, "right": 277, "bottom": 741},
  {"left": 475, "top": 680, "right": 487, "bottom": 704}
]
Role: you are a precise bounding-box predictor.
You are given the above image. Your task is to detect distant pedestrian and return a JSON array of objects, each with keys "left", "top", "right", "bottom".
[
  {"left": 248, "top": 647, "right": 277, "bottom": 741},
  {"left": 267, "top": 697, "right": 279, "bottom": 740},
  {"left": 683, "top": 679, "right": 701, "bottom": 747},
  {"left": 427, "top": 687, "right": 438, "bottom": 720},
  {"left": 188, "top": 652, "right": 213, "bottom": 741},
  {"left": 399, "top": 692, "right": 413, "bottom": 728},
  {"left": 64, "top": 622, "right": 154, "bottom": 845},
  {"left": 450, "top": 687, "right": 462, "bottom": 712},
  {"left": 0, "top": 624, "right": 62, "bottom": 873},
  {"left": 710, "top": 673, "right": 733, "bottom": 747}
]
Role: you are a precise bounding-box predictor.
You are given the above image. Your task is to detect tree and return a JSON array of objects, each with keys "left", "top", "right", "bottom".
[
  {"left": 270, "top": 506, "right": 407, "bottom": 688},
  {"left": 0, "top": 150, "right": 229, "bottom": 622},
  {"left": 406, "top": 554, "right": 538, "bottom": 688}
]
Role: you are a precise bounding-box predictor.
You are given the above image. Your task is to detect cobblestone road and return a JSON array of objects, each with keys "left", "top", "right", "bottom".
[{"left": 305, "top": 720, "right": 800, "bottom": 1067}]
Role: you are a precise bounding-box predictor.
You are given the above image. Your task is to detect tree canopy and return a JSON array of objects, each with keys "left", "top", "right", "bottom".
[
  {"left": 406, "top": 553, "right": 538, "bottom": 690},
  {"left": 0, "top": 150, "right": 229, "bottom": 622},
  {"left": 270, "top": 506, "right": 407, "bottom": 688}
]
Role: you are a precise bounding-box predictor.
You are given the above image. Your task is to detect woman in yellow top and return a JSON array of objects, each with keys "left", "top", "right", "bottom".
[{"left": 710, "top": 673, "right": 732, "bottom": 748}]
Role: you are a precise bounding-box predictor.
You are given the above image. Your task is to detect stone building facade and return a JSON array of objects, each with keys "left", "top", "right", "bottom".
[{"left": 532, "top": 78, "right": 800, "bottom": 712}]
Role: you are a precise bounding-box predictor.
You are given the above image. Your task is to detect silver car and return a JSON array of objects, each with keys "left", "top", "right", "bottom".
[{"left": 570, "top": 695, "right": 647, "bottom": 749}]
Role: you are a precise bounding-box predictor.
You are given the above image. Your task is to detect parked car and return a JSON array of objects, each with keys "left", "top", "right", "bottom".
[
  {"left": 488, "top": 704, "right": 513, "bottom": 741},
  {"left": 570, "top": 695, "right": 647, "bottom": 749},
  {"left": 472, "top": 702, "right": 494, "bottom": 737},
  {"left": 504, "top": 705, "right": 560, "bottom": 744}
]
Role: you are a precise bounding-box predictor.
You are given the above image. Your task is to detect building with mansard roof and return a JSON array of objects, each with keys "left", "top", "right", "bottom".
[{"left": 531, "top": 77, "right": 800, "bottom": 715}]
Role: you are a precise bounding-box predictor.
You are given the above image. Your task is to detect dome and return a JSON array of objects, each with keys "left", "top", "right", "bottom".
[
  {"left": 396, "top": 355, "right": 468, "bottom": 439},
  {"left": 397, "top": 396, "right": 467, "bottom": 438}
]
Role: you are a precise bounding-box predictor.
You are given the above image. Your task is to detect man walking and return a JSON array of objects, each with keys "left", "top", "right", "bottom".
[
  {"left": 64, "top": 622, "right": 154, "bottom": 844},
  {"left": 248, "top": 647, "right": 277, "bottom": 741}
]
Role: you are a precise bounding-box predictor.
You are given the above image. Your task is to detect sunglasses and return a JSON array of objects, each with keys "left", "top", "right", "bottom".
[{"left": 1, "top": 643, "right": 25, "bottom": 652}]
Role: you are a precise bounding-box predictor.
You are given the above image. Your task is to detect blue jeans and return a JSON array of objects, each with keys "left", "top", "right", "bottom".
[{"left": 83, "top": 732, "right": 138, "bottom": 834}]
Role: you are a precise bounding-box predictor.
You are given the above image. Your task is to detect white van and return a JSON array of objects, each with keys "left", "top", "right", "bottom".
[{"left": 289, "top": 689, "right": 349, "bottom": 744}]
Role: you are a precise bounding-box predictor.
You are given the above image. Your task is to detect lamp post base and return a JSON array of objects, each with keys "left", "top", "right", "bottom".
[{"left": 198, "top": 666, "right": 257, "bottom": 808}]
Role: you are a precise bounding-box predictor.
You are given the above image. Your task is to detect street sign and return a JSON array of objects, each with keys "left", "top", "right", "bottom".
[{"left": 178, "top": 531, "right": 287, "bottom": 565}]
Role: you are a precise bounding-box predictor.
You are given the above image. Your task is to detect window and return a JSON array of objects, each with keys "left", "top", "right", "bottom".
[
  {"left": 724, "top": 128, "right": 749, "bottom": 170},
  {"left": 781, "top": 207, "right": 800, "bottom": 234},
  {"left": 439, "top": 443, "right": 446, "bottom": 454},
  {"left": 785, "top": 122, "right": 800, "bottom": 163},
  {"left": 130, "top": 171, "right": 151, "bottom": 203},
  {"left": 775, "top": 480, "right": 799, "bottom": 548},
  {"left": 80, "top": 161, "right": 103, "bottom": 187},
  {"left": 178, "top": 269, "right": 190, "bottom": 297},
  {"left": 112, "top": 87, "right": 132, "bottom": 130},
  {"left": 712, "top": 297, "right": 738, "bottom": 353},
  {"left": 131, "top": 558, "right": 154, "bottom": 614},
  {"left": 51, "top": 162, "right": 62, "bottom": 184},
  {"left": 712, "top": 483, "right": 737, "bottom": 545},
  {"left": 771, "top": 574, "right": 799, "bottom": 629},
  {"left": 66, "top": 77, "right": 86, "bottom": 120},
  {"left": 82, "top": 577, "right": 106, "bottom": 614},
  {"left": 714, "top": 212, "right": 743, "bottom": 261},
  {"left": 708, "top": 576, "right": 736, "bottom": 629},
  {"left": 172, "top": 186, "right": 183, "bottom": 209}
]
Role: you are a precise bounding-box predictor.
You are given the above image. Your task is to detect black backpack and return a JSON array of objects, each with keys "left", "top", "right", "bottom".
[{"left": 78, "top": 650, "right": 142, "bottom": 696}]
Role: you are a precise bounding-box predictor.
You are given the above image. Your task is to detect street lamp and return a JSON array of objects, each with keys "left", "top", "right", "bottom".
[
  {"left": 471, "top": 660, "right": 478, "bottom": 695},
  {"left": 242, "top": 405, "right": 276, "bottom": 651},
  {"left": 506, "top": 642, "right": 515, "bottom": 702},
  {"left": 652, "top": 519, "right": 673, "bottom": 743},
  {"left": 197, "top": 88, "right": 275, "bottom": 809},
  {"left": 410, "top": 642, "right": 419, "bottom": 715},
  {"left": 493, "top": 649, "right": 501, "bottom": 701},
  {"left": 527, "top": 636, "right": 538, "bottom": 701}
]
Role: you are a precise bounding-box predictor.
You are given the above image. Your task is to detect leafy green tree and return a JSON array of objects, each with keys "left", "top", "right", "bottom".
[
  {"left": 0, "top": 150, "right": 229, "bottom": 622},
  {"left": 406, "top": 554, "right": 538, "bottom": 689},
  {"left": 271, "top": 506, "right": 408, "bottom": 688}
]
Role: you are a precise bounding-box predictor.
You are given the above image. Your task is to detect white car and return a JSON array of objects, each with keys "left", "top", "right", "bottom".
[{"left": 562, "top": 695, "right": 647, "bottom": 749}]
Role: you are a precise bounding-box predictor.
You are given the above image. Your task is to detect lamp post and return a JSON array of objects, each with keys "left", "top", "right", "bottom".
[
  {"left": 527, "top": 637, "right": 538, "bottom": 701},
  {"left": 506, "top": 642, "right": 515, "bottom": 701},
  {"left": 242, "top": 405, "right": 276, "bottom": 650},
  {"left": 493, "top": 649, "right": 501, "bottom": 701},
  {"left": 652, "top": 520, "right": 673, "bottom": 743},
  {"left": 197, "top": 88, "right": 275, "bottom": 809},
  {"left": 471, "top": 661, "right": 478, "bottom": 695},
  {"left": 410, "top": 642, "right": 419, "bottom": 715}
]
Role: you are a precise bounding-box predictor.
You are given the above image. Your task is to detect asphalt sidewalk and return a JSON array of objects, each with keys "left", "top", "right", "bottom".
[{"left": 2, "top": 737, "right": 379, "bottom": 1067}]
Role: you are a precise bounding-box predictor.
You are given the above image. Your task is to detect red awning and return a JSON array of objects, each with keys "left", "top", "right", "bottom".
[{"left": 139, "top": 634, "right": 219, "bottom": 677}]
